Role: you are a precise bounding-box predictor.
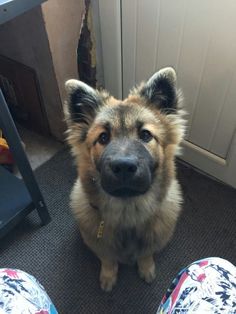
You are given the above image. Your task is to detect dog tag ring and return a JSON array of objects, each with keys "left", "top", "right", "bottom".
[{"left": 97, "top": 220, "right": 105, "bottom": 239}]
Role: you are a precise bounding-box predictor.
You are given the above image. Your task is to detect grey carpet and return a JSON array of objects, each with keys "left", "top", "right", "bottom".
[{"left": 1, "top": 148, "right": 236, "bottom": 314}]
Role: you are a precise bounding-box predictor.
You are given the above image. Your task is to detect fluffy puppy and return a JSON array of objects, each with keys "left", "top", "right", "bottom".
[{"left": 64, "top": 67, "right": 185, "bottom": 291}]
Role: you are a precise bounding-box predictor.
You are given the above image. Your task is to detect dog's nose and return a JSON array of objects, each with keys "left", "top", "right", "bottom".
[{"left": 110, "top": 157, "right": 138, "bottom": 178}]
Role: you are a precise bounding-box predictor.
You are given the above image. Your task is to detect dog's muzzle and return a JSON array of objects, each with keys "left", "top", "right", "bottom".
[{"left": 97, "top": 140, "right": 156, "bottom": 197}]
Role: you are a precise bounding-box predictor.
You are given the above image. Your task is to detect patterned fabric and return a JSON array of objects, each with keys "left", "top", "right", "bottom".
[
  {"left": 157, "top": 257, "right": 236, "bottom": 313},
  {"left": 0, "top": 258, "right": 235, "bottom": 313},
  {"left": 0, "top": 269, "right": 58, "bottom": 314}
]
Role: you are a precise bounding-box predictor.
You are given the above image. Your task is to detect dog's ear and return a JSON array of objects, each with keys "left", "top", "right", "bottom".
[
  {"left": 65, "top": 79, "right": 101, "bottom": 125},
  {"left": 139, "top": 67, "right": 179, "bottom": 113}
]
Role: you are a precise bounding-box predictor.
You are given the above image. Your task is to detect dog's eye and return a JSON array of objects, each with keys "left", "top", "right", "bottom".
[
  {"left": 139, "top": 129, "right": 153, "bottom": 143},
  {"left": 98, "top": 132, "right": 110, "bottom": 145}
]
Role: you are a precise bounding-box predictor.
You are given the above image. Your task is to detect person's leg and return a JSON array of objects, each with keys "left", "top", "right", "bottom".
[
  {"left": 157, "top": 257, "right": 236, "bottom": 313},
  {"left": 0, "top": 268, "right": 58, "bottom": 313}
]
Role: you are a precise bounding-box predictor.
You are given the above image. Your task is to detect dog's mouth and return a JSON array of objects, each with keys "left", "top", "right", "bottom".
[{"left": 103, "top": 186, "right": 149, "bottom": 198}]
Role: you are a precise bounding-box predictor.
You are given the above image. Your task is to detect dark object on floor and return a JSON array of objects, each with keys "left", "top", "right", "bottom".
[
  {"left": 0, "top": 89, "right": 50, "bottom": 238},
  {"left": 1, "top": 149, "right": 236, "bottom": 313},
  {"left": 0, "top": 55, "right": 50, "bottom": 135}
]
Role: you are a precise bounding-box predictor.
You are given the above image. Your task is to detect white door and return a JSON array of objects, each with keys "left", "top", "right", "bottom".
[{"left": 99, "top": 0, "right": 236, "bottom": 188}]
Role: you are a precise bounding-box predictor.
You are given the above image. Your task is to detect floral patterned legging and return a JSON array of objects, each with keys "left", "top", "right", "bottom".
[
  {"left": 0, "top": 257, "right": 235, "bottom": 314},
  {"left": 157, "top": 257, "right": 236, "bottom": 313}
]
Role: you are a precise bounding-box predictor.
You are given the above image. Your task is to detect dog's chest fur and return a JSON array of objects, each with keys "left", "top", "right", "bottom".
[
  {"left": 99, "top": 192, "right": 159, "bottom": 263},
  {"left": 113, "top": 226, "right": 148, "bottom": 264}
]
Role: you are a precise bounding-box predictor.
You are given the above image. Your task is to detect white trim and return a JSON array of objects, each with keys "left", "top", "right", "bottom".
[
  {"left": 98, "top": 0, "right": 122, "bottom": 99},
  {"left": 181, "top": 138, "right": 236, "bottom": 189},
  {"left": 183, "top": 140, "right": 226, "bottom": 166}
]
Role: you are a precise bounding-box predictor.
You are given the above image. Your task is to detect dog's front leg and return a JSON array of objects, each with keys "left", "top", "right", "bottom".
[
  {"left": 138, "top": 255, "right": 156, "bottom": 283},
  {"left": 100, "top": 258, "right": 118, "bottom": 292}
]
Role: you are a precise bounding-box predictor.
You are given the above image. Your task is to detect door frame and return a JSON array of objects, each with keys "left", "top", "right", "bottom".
[{"left": 98, "top": 0, "right": 122, "bottom": 99}]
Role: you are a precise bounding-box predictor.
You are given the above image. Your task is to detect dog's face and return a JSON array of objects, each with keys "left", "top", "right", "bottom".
[
  {"left": 93, "top": 105, "right": 158, "bottom": 197},
  {"left": 65, "top": 68, "right": 185, "bottom": 199}
]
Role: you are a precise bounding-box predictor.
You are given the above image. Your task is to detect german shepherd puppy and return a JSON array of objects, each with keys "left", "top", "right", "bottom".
[{"left": 64, "top": 67, "right": 185, "bottom": 292}]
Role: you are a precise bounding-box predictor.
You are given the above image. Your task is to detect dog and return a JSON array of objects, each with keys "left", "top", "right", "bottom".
[{"left": 64, "top": 67, "right": 185, "bottom": 292}]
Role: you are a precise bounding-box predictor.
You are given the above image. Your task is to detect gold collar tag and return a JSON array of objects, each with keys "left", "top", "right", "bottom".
[{"left": 97, "top": 220, "right": 105, "bottom": 239}]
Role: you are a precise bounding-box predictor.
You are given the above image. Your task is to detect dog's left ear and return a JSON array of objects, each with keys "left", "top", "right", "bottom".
[{"left": 140, "top": 67, "right": 179, "bottom": 113}]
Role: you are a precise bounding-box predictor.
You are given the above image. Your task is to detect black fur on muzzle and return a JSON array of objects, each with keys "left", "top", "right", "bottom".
[{"left": 96, "top": 139, "right": 157, "bottom": 197}]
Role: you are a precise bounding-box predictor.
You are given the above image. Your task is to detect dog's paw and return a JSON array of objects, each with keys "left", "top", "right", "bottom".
[
  {"left": 100, "top": 260, "right": 118, "bottom": 292},
  {"left": 138, "top": 258, "right": 156, "bottom": 283},
  {"left": 138, "top": 261, "right": 156, "bottom": 283},
  {"left": 100, "top": 273, "right": 117, "bottom": 292}
]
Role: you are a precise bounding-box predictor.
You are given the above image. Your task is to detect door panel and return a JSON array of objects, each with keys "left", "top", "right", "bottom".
[{"left": 188, "top": 0, "right": 236, "bottom": 157}]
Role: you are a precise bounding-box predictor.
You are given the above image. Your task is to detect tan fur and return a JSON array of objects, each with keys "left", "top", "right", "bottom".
[
  {"left": 138, "top": 255, "right": 156, "bottom": 283},
  {"left": 64, "top": 68, "right": 186, "bottom": 291}
]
